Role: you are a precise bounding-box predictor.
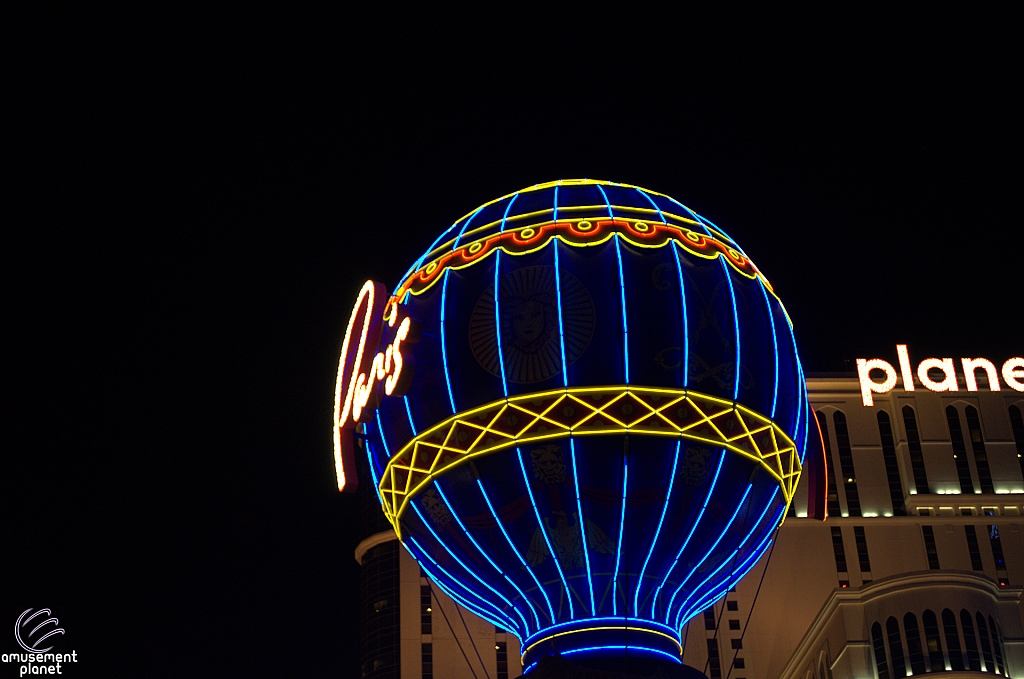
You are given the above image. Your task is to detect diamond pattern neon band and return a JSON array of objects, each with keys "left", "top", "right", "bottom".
[
  {"left": 379, "top": 386, "right": 802, "bottom": 533},
  {"left": 389, "top": 218, "right": 769, "bottom": 308}
]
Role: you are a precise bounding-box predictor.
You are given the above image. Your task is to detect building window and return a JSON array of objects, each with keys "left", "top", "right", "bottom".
[
  {"left": 729, "top": 619, "right": 741, "bottom": 631},
  {"left": 1009, "top": 405, "right": 1024, "bottom": 479},
  {"left": 727, "top": 600, "right": 738, "bottom": 611},
  {"left": 965, "top": 407, "right": 994, "bottom": 494},
  {"left": 989, "top": 524, "right": 1007, "bottom": 572},
  {"left": 877, "top": 411, "right": 906, "bottom": 515},
  {"left": 421, "top": 585, "right": 432, "bottom": 635},
  {"left": 854, "top": 527, "right": 871, "bottom": 575},
  {"left": 704, "top": 608, "right": 717, "bottom": 630},
  {"left": 872, "top": 622, "right": 891, "bottom": 679},
  {"left": 733, "top": 658, "right": 745, "bottom": 669},
  {"left": 496, "top": 641, "right": 508, "bottom": 679},
  {"left": 989, "top": 615, "right": 1006, "bottom": 675},
  {"left": 965, "top": 526, "right": 984, "bottom": 570},
  {"left": 902, "top": 406, "right": 930, "bottom": 494},
  {"left": 961, "top": 610, "right": 982, "bottom": 671},
  {"left": 905, "top": 613, "right": 927, "bottom": 675},
  {"left": 922, "top": 526, "right": 940, "bottom": 569},
  {"left": 421, "top": 643, "right": 433, "bottom": 679},
  {"left": 976, "top": 612, "right": 995, "bottom": 673},
  {"left": 817, "top": 411, "right": 841, "bottom": 518},
  {"left": 887, "top": 617, "right": 907, "bottom": 679},
  {"left": 707, "top": 639, "right": 722, "bottom": 679},
  {"left": 943, "top": 609, "right": 965, "bottom": 671},
  {"left": 922, "top": 610, "right": 944, "bottom": 672},
  {"left": 946, "top": 406, "right": 976, "bottom": 494},
  {"left": 830, "top": 527, "right": 848, "bottom": 575},
  {"left": 833, "top": 412, "right": 860, "bottom": 516},
  {"left": 731, "top": 639, "right": 742, "bottom": 649}
]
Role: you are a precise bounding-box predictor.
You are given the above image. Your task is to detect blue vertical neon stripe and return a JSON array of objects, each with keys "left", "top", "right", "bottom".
[
  {"left": 796, "top": 356, "right": 810, "bottom": 463},
  {"left": 553, "top": 183, "right": 560, "bottom": 222},
  {"left": 440, "top": 268, "right": 457, "bottom": 414},
  {"left": 665, "top": 483, "right": 753, "bottom": 624},
  {"left": 409, "top": 502, "right": 525, "bottom": 634},
  {"left": 500, "top": 194, "right": 520, "bottom": 233},
  {"left": 611, "top": 452, "right": 629, "bottom": 615},
  {"left": 720, "top": 259, "right": 741, "bottom": 400},
  {"left": 672, "top": 490, "right": 779, "bottom": 626},
  {"left": 364, "top": 437, "right": 385, "bottom": 508},
  {"left": 636, "top": 188, "right": 667, "bottom": 223},
  {"left": 452, "top": 206, "right": 484, "bottom": 250},
  {"left": 651, "top": 450, "right": 726, "bottom": 618},
  {"left": 433, "top": 483, "right": 539, "bottom": 631},
  {"left": 595, "top": 184, "right": 614, "bottom": 218},
  {"left": 570, "top": 438, "right": 596, "bottom": 615},
  {"left": 672, "top": 243, "right": 689, "bottom": 387},
  {"left": 477, "top": 478, "right": 556, "bottom": 623},
  {"left": 634, "top": 441, "right": 681, "bottom": 616},
  {"left": 404, "top": 396, "right": 418, "bottom": 435},
  {"left": 757, "top": 278, "right": 779, "bottom": 418},
  {"left": 517, "top": 447, "right": 576, "bottom": 619},
  {"left": 553, "top": 241, "right": 568, "bottom": 388},
  {"left": 614, "top": 235, "right": 630, "bottom": 384},
  {"left": 406, "top": 535, "right": 517, "bottom": 634},
  {"left": 495, "top": 250, "right": 508, "bottom": 397},
  {"left": 375, "top": 410, "right": 391, "bottom": 457}
]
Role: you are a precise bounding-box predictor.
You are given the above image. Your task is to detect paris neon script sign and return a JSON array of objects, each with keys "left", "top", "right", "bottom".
[
  {"left": 333, "top": 280, "right": 418, "bottom": 491},
  {"left": 857, "top": 344, "right": 1024, "bottom": 406}
]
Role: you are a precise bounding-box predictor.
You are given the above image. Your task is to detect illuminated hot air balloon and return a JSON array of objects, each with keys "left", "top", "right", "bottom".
[{"left": 333, "top": 180, "right": 825, "bottom": 673}]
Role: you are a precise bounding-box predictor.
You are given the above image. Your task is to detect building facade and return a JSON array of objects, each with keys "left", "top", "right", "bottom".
[{"left": 355, "top": 374, "right": 1024, "bottom": 679}]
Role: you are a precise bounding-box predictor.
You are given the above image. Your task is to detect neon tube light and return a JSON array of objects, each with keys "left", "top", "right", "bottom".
[
  {"left": 672, "top": 491, "right": 777, "bottom": 626},
  {"left": 409, "top": 502, "right": 525, "bottom": 634},
  {"left": 452, "top": 205, "right": 484, "bottom": 250},
  {"left": 495, "top": 250, "right": 508, "bottom": 397},
  {"left": 665, "top": 483, "right": 753, "bottom": 624},
  {"left": 720, "top": 259, "right": 741, "bottom": 400},
  {"left": 570, "top": 438, "right": 596, "bottom": 615},
  {"left": 651, "top": 450, "right": 726, "bottom": 618},
  {"left": 758, "top": 277, "right": 779, "bottom": 418},
  {"left": 440, "top": 268, "right": 457, "bottom": 413},
  {"left": 517, "top": 447, "right": 576, "bottom": 619},
  {"left": 636, "top": 188, "right": 667, "bottom": 223},
  {"left": 595, "top": 183, "right": 615, "bottom": 219},
  {"left": 500, "top": 193, "right": 519, "bottom": 232},
  {"left": 434, "top": 482, "right": 539, "bottom": 631},
  {"left": 611, "top": 452, "right": 629, "bottom": 615},
  {"left": 614, "top": 234, "right": 630, "bottom": 384},
  {"left": 553, "top": 241, "right": 568, "bottom": 387},
  {"left": 634, "top": 441, "right": 681, "bottom": 616},
  {"left": 477, "top": 478, "right": 556, "bottom": 624},
  {"left": 672, "top": 243, "right": 689, "bottom": 386},
  {"left": 406, "top": 535, "right": 517, "bottom": 634}
]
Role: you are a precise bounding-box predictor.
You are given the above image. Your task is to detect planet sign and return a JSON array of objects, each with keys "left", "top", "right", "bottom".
[{"left": 332, "top": 180, "right": 827, "bottom": 669}]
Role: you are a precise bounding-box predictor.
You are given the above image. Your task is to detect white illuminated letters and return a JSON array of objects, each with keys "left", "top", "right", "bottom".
[{"left": 856, "top": 345, "right": 1023, "bottom": 406}]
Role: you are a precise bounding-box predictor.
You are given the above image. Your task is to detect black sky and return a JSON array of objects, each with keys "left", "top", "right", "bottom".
[{"left": 8, "top": 7, "right": 1023, "bottom": 678}]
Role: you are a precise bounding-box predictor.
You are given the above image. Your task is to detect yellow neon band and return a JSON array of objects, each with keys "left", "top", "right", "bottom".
[
  {"left": 520, "top": 625, "right": 682, "bottom": 663},
  {"left": 378, "top": 386, "right": 801, "bottom": 535}
]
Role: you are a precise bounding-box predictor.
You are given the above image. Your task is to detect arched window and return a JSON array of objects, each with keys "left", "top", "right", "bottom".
[
  {"left": 946, "top": 405, "right": 975, "bottom": 494},
  {"left": 922, "top": 610, "right": 944, "bottom": 672},
  {"left": 877, "top": 411, "right": 906, "bottom": 515},
  {"left": 872, "top": 622, "right": 891, "bottom": 679},
  {"left": 819, "top": 659, "right": 829, "bottom": 679},
  {"left": 887, "top": 616, "right": 907, "bottom": 678},
  {"left": 961, "top": 609, "right": 981, "bottom": 671},
  {"left": 965, "top": 406, "right": 994, "bottom": 494},
  {"left": 902, "top": 406, "right": 930, "bottom": 494},
  {"left": 1009, "top": 405, "right": 1024, "bottom": 479},
  {"left": 989, "top": 615, "right": 1005, "bottom": 676},
  {"left": 943, "top": 609, "right": 965, "bottom": 671},
  {"left": 834, "top": 411, "right": 860, "bottom": 516},
  {"left": 904, "top": 613, "right": 926, "bottom": 675},
  {"left": 977, "top": 612, "right": 995, "bottom": 673},
  {"left": 817, "top": 410, "right": 841, "bottom": 518}
]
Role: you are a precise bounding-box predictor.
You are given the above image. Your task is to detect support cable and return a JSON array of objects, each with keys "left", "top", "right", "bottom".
[
  {"left": 723, "top": 528, "right": 781, "bottom": 679},
  {"left": 428, "top": 583, "right": 482, "bottom": 679},
  {"left": 453, "top": 594, "right": 493, "bottom": 679}
]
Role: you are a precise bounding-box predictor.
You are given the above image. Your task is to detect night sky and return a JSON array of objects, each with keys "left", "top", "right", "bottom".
[{"left": 9, "top": 8, "right": 1022, "bottom": 678}]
